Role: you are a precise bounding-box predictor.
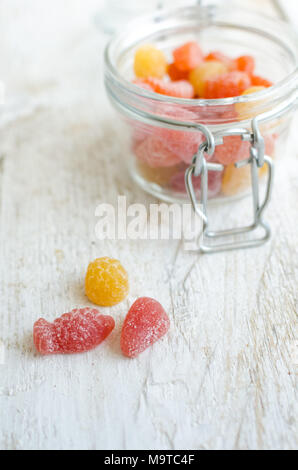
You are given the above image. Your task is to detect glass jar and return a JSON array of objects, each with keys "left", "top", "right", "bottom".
[{"left": 104, "top": 3, "right": 298, "bottom": 206}]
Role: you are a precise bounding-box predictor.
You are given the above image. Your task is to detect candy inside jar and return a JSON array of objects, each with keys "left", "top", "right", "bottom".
[{"left": 105, "top": 3, "right": 298, "bottom": 205}]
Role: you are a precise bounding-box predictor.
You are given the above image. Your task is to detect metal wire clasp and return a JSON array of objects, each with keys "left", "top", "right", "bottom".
[{"left": 185, "top": 118, "right": 274, "bottom": 254}]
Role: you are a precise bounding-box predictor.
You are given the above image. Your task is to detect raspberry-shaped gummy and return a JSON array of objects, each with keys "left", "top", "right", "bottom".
[
  {"left": 135, "top": 137, "right": 181, "bottom": 168},
  {"left": 204, "top": 71, "right": 251, "bottom": 99},
  {"left": 233, "top": 55, "right": 255, "bottom": 75},
  {"left": 33, "top": 308, "right": 115, "bottom": 355},
  {"left": 189, "top": 60, "right": 228, "bottom": 97},
  {"left": 134, "top": 45, "right": 167, "bottom": 79},
  {"left": 85, "top": 257, "right": 129, "bottom": 307},
  {"left": 213, "top": 135, "right": 251, "bottom": 165},
  {"left": 146, "top": 78, "right": 195, "bottom": 99},
  {"left": 167, "top": 63, "right": 190, "bottom": 81},
  {"left": 173, "top": 41, "right": 203, "bottom": 72},
  {"left": 121, "top": 297, "right": 170, "bottom": 358}
]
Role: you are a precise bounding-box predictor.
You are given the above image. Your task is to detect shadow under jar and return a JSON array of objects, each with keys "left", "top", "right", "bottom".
[{"left": 104, "top": 3, "right": 298, "bottom": 205}]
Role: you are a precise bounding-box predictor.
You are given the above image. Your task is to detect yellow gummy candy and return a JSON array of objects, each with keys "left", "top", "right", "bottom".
[
  {"left": 134, "top": 44, "right": 167, "bottom": 79},
  {"left": 222, "top": 162, "right": 269, "bottom": 197},
  {"left": 85, "top": 257, "right": 129, "bottom": 307},
  {"left": 236, "top": 86, "right": 266, "bottom": 120},
  {"left": 189, "top": 61, "right": 227, "bottom": 97}
]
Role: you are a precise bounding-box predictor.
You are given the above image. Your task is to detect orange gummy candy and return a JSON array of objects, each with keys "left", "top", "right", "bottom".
[
  {"left": 233, "top": 55, "right": 255, "bottom": 75},
  {"left": 173, "top": 41, "right": 203, "bottom": 72},
  {"left": 251, "top": 75, "right": 273, "bottom": 88},
  {"left": 204, "top": 71, "right": 251, "bottom": 99},
  {"left": 85, "top": 257, "right": 129, "bottom": 307}
]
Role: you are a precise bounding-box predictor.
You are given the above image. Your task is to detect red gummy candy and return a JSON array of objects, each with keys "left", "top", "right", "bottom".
[
  {"left": 168, "top": 63, "right": 190, "bottom": 81},
  {"left": 121, "top": 297, "right": 170, "bottom": 358},
  {"left": 146, "top": 77, "right": 195, "bottom": 99},
  {"left": 214, "top": 135, "right": 250, "bottom": 165},
  {"left": 204, "top": 71, "right": 251, "bottom": 99},
  {"left": 173, "top": 41, "right": 204, "bottom": 72},
  {"left": 154, "top": 105, "right": 204, "bottom": 163},
  {"left": 33, "top": 308, "right": 115, "bottom": 355},
  {"left": 251, "top": 75, "right": 273, "bottom": 88},
  {"left": 170, "top": 166, "right": 222, "bottom": 198},
  {"left": 233, "top": 55, "right": 255, "bottom": 75},
  {"left": 135, "top": 136, "right": 180, "bottom": 168}
]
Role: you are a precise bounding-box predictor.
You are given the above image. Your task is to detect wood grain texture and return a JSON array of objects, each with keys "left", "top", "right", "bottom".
[{"left": 0, "top": 0, "right": 297, "bottom": 450}]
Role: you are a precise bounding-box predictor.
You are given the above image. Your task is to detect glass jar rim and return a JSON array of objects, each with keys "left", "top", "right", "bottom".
[{"left": 104, "top": 3, "right": 298, "bottom": 108}]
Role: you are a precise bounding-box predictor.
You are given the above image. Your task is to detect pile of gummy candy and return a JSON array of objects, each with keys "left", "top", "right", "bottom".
[
  {"left": 130, "top": 42, "right": 276, "bottom": 197},
  {"left": 34, "top": 257, "right": 169, "bottom": 358}
]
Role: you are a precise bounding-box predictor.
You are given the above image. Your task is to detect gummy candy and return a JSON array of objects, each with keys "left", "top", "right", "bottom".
[
  {"left": 146, "top": 78, "right": 195, "bottom": 99},
  {"left": 137, "top": 161, "right": 182, "bottom": 186},
  {"left": 222, "top": 164, "right": 250, "bottom": 196},
  {"left": 173, "top": 41, "right": 204, "bottom": 72},
  {"left": 233, "top": 55, "right": 255, "bottom": 75},
  {"left": 235, "top": 86, "right": 266, "bottom": 119},
  {"left": 222, "top": 161, "right": 270, "bottom": 196},
  {"left": 135, "top": 137, "right": 181, "bottom": 168},
  {"left": 204, "top": 71, "right": 251, "bottom": 99},
  {"left": 85, "top": 257, "right": 129, "bottom": 307},
  {"left": 205, "top": 51, "right": 232, "bottom": 67},
  {"left": 170, "top": 166, "right": 222, "bottom": 198},
  {"left": 189, "top": 61, "right": 228, "bottom": 97},
  {"left": 214, "top": 135, "right": 250, "bottom": 165},
  {"left": 120, "top": 297, "right": 170, "bottom": 358},
  {"left": 167, "top": 63, "right": 190, "bottom": 81},
  {"left": 251, "top": 75, "right": 273, "bottom": 88},
  {"left": 132, "top": 79, "right": 155, "bottom": 91},
  {"left": 134, "top": 45, "right": 167, "bottom": 79},
  {"left": 154, "top": 105, "right": 204, "bottom": 163},
  {"left": 33, "top": 308, "right": 115, "bottom": 355}
]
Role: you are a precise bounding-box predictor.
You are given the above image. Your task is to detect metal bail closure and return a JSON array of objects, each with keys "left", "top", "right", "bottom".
[{"left": 185, "top": 118, "right": 274, "bottom": 254}]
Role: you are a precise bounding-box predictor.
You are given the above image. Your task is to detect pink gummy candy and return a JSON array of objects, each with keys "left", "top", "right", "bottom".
[
  {"left": 154, "top": 105, "right": 204, "bottom": 163},
  {"left": 213, "top": 135, "right": 251, "bottom": 165},
  {"left": 121, "top": 297, "right": 170, "bottom": 358},
  {"left": 134, "top": 136, "right": 181, "bottom": 168},
  {"left": 33, "top": 308, "right": 115, "bottom": 355},
  {"left": 171, "top": 166, "right": 223, "bottom": 198}
]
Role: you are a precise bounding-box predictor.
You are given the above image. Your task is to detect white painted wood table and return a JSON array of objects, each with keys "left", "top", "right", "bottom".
[{"left": 0, "top": 0, "right": 297, "bottom": 450}]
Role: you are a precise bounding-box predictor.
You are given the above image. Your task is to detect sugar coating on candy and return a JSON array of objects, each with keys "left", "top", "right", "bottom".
[
  {"left": 153, "top": 105, "right": 204, "bottom": 163},
  {"left": 167, "top": 63, "right": 189, "bottom": 81},
  {"left": 33, "top": 308, "right": 115, "bottom": 355},
  {"left": 85, "top": 257, "right": 129, "bottom": 307},
  {"left": 189, "top": 61, "right": 228, "bottom": 97},
  {"left": 204, "top": 71, "right": 251, "bottom": 99},
  {"left": 170, "top": 166, "right": 222, "bottom": 198},
  {"left": 173, "top": 41, "right": 204, "bottom": 72},
  {"left": 135, "top": 137, "right": 181, "bottom": 168},
  {"left": 234, "top": 55, "right": 255, "bottom": 75},
  {"left": 146, "top": 78, "right": 195, "bottom": 99},
  {"left": 134, "top": 45, "right": 167, "bottom": 79},
  {"left": 205, "top": 51, "right": 232, "bottom": 67},
  {"left": 132, "top": 79, "right": 155, "bottom": 91},
  {"left": 121, "top": 297, "right": 170, "bottom": 358},
  {"left": 251, "top": 75, "right": 273, "bottom": 88},
  {"left": 214, "top": 135, "right": 250, "bottom": 165}
]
